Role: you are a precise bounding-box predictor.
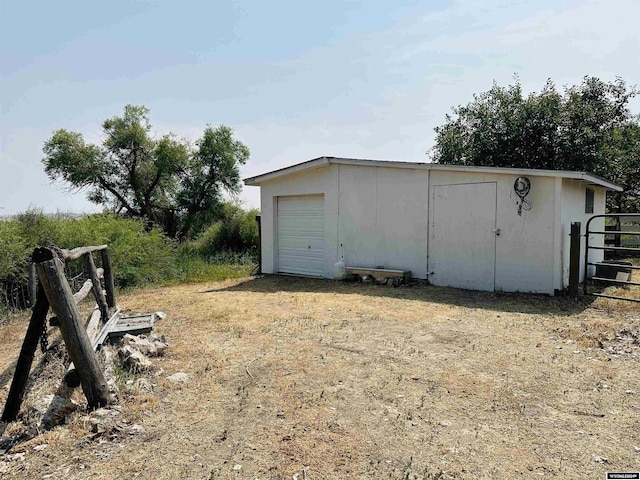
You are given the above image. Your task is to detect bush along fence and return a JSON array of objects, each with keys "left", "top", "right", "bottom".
[{"left": 1, "top": 245, "right": 118, "bottom": 423}]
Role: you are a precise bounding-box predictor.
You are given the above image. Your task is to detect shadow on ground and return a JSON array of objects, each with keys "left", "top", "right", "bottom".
[{"left": 201, "top": 274, "right": 596, "bottom": 316}]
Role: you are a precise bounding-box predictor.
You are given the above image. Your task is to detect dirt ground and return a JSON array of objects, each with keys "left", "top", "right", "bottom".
[{"left": 1, "top": 275, "right": 640, "bottom": 479}]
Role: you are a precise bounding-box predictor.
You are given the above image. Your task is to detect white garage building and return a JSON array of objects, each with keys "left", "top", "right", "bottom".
[{"left": 244, "top": 157, "right": 622, "bottom": 294}]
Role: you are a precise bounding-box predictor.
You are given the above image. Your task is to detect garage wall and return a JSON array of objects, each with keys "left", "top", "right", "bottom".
[
  {"left": 338, "top": 165, "right": 429, "bottom": 277},
  {"left": 259, "top": 163, "right": 430, "bottom": 279},
  {"left": 259, "top": 165, "right": 339, "bottom": 276},
  {"left": 428, "top": 170, "right": 557, "bottom": 294},
  {"left": 256, "top": 161, "right": 609, "bottom": 294},
  {"left": 560, "top": 180, "right": 606, "bottom": 287}
]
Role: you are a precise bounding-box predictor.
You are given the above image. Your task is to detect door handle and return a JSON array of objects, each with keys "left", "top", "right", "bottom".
[{"left": 492, "top": 228, "right": 501, "bottom": 236}]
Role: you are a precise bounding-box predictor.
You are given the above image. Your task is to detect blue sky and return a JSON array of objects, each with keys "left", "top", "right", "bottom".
[{"left": 1, "top": 0, "right": 639, "bottom": 214}]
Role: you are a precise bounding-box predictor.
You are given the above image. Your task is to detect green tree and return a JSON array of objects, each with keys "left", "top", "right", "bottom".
[
  {"left": 430, "top": 76, "right": 639, "bottom": 211},
  {"left": 42, "top": 105, "right": 250, "bottom": 238}
]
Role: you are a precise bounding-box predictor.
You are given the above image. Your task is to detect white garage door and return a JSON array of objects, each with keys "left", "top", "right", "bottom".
[
  {"left": 277, "top": 195, "right": 325, "bottom": 276},
  {"left": 429, "top": 183, "right": 497, "bottom": 291}
]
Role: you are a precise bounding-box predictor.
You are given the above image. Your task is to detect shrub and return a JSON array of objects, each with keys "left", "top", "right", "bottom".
[
  {"left": 15, "top": 208, "right": 62, "bottom": 249},
  {"left": 53, "top": 214, "right": 175, "bottom": 288},
  {"left": 187, "top": 204, "right": 259, "bottom": 259},
  {"left": 0, "top": 221, "right": 30, "bottom": 280},
  {"left": 6, "top": 210, "right": 175, "bottom": 288},
  {"left": 0, "top": 203, "right": 258, "bottom": 292}
]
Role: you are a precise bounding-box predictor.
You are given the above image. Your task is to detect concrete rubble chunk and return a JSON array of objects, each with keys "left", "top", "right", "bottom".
[
  {"left": 134, "top": 378, "right": 153, "bottom": 392},
  {"left": 28, "top": 394, "right": 80, "bottom": 429},
  {"left": 167, "top": 372, "right": 190, "bottom": 383},
  {"left": 122, "top": 334, "right": 168, "bottom": 357},
  {"left": 118, "top": 345, "right": 153, "bottom": 372},
  {"left": 128, "top": 424, "right": 145, "bottom": 435}
]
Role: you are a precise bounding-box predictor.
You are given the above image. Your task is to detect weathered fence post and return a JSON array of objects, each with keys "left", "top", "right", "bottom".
[
  {"left": 1, "top": 285, "right": 50, "bottom": 423},
  {"left": 100, "top": 248, "right": 117, "bottom": 309},
  {"left": 568, "top": 222, "right": 581, "bottom": 296},
  {"left": 83, "top": 252, "right": 109, "bottom": 322},
  {"left": 64, "top": 306, "right": 103, "bottom": 388},
  {"left": 33, "top": 247, "right": 112, "bottom": 409},
  {"left": 27, "top": 263, "right": 37, "bottom": 308}
]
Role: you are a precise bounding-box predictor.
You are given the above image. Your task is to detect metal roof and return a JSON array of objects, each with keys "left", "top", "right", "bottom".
[{"left": 244, "top": 156, "right": 623, "bottom": 191}]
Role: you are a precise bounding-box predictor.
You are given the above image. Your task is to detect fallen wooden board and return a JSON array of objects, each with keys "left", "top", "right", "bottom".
[
  {"left": 65, "top": 306, "right": 106, "bottom": 388},
  {"left": 93, "top": 308, "right": 122, "bottom": 349},
  {"left": 72, "top": 268, "right": 103, "bottom": 304},
  {"left": 106, "top": 314, "right": 155, "bottom": 342},
  {"left": 344, "top": 267, "right": 411, "bottom": 283}
]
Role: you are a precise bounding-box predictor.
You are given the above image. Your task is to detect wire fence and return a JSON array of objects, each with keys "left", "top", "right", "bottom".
[
  {"left": 0, "top": 265, "right": 88, "bottom": 312},
  {"left": 0, "top": 279, "right": 32, "bottom": 311}
]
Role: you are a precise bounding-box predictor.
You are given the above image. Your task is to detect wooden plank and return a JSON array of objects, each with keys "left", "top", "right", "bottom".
[
  {"left": 107, "top": 326, "right": 153, "bottom": 341},
  {"left": 83, "top": 253, "right": 108, "bottom": 322},
  {"left": 589, "top": 245, "right": 640, "bottom": 252},
  {"left": 108, "top": 324, "right": 153, "bottom": 335},
  {"left": 345, "top": 267, "right": 407, "bottom": 276},
  {"left": 116, "top": 314, "right": 154, "bottom": 323},
  {"left": 344, "top": 267, "right": 411, "bottom": 283},
  {"left": 106, "top": 314, "right": 154, "bottom": 342},
  {"left": 27, "top": 263, "right": 37, "bottom": 308},
  {"left": 64, "top": 306, "right": 103, "bottom": 388},
  {"left": 73, "top": 279, "right": 93, "bottom": 304},
  {"left": 1, "top": 285, "right": 49, "bottom": 423},
  {"left": 61, "top": 245, "right": 108, "bottom": 261},
  {"left": 72, "top": 268, "right": 103, "bottom": 304},
  {"left": 591, "top": 276, "right": 640, "bottom": 286},
  {"left": 34, "top": 248, "right": 112, "bottom": 409},
  {"left": 110, "top": 316, "right": 154, "bottom": 329},
  {"left": 616, "top": 271, "right": 631, "bottom": 282},
  {"left": 85, "top": 307, "right": 103, "bottom": 345},
  {"left": 93, "top": 308, "right": 122, "bottom": 349},
  {"left": 100, "top": 248, "right": 117, "bottom": 309},
  {"left": 589, "top": 292, "right": 640, "bottom": 303},
  {"left": 588, "top": 262, "right": 640, "bottom": 271}
]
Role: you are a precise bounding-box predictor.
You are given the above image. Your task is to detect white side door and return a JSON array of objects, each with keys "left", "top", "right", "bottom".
[{"left": 429, "top": 182, "right": 497, "bottom": 291}]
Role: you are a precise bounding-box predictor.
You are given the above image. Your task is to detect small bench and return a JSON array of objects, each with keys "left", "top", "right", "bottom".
[{"left": 344, "top": 267, "right": 411, "bottom": 285}]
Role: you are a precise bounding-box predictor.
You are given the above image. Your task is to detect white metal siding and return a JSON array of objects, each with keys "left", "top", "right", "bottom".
[
  {"left": 277, "top": 195, "right": 325, "bottom": 276},
  {"left": 337, "top": 165, "right": 429, "bottom": 277},
  {"left": 253, "top": 162, "right": 608, "bottom": 294},
  {"left": 428, "top": 170, "right": 557, "bottom": 294},
  {"left": 560, "top": 180, "right": 606, "bottom": 286}
]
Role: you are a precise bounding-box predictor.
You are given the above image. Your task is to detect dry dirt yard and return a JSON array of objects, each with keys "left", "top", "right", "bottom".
[{"left": 1, "top": 275, "right": 640, "bottom": 479}]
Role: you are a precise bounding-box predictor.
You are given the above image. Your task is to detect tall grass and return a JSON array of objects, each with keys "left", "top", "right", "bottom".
[{"left": 172, "top": 248, "right": 257, "bottom": 285}]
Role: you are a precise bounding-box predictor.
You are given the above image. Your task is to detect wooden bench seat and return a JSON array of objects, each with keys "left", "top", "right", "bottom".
[{"left": 344, "top": 267, "right": 411, "bottom": 283}]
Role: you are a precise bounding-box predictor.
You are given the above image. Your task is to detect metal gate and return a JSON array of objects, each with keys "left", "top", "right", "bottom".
[{"left": 583, "top": 213, "right": 640, "bottom": 302}]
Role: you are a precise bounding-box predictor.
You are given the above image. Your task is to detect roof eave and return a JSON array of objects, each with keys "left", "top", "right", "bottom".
[
  {"left": 578, "top": 173, "right": 623, "bottom": 192},
  {"left": 243, "top": 156, "right": 624, "bottom": 191},
  {"left": 244, "top": 157, "right": 329, "bottom": 186}
]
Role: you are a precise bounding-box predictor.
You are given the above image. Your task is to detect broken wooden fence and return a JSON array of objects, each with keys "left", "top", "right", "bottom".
[{"left": 2, "top": 245, "right": 118, "bottom": 423}]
